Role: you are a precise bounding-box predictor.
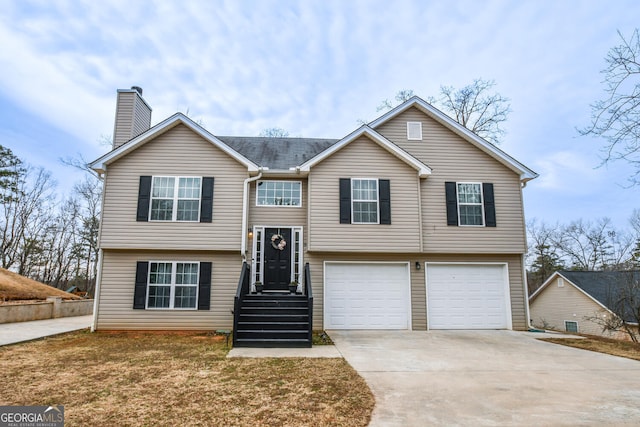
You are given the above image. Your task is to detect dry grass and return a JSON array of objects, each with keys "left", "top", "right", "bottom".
[
  {"left": 0, "top": 268, "right": 81, "bottom": 301},
  {"left": 0, "top": 331, "right": 374, "bottom": 426},
  {"left": 540, "top": 335, "right": 640, "bottom": 361}
]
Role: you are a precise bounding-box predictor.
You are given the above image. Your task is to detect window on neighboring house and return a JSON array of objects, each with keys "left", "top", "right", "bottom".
[
  {"left": 407, "top": 121, "right": 423, "bottom": 140},
  {"left": 445, "top": 181, "right": 496, "bottom": 227},
  {"left": 558, "top": 278, "right": 564, "bottom": 287},
  {"left": 457, "top": 183, "right": 484, "bottom": 226},
  {"left": 137, "top": 176, "right": 214, "bottom": 223},
  {"left": 133, "top": 261, "right": 212, "bottom": 311},
  {"left": 565, "top": 320, "right": 578, "bottom": 333},
  {"left": 339, "top": 178, "right": 391, "bottom": 225},
  {"left": 256, "top": 181, "right": 302, "bottom": 207},
  {"left": 352, "top": 179, "right": 379, "bottom": 224}
]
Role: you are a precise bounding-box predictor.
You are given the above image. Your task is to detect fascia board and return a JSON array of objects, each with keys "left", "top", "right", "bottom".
[
  {"left": 89, "top": 114, "right": 260, "bottom": 173},
  {"left": 299, "top": 126, "right": 431, "bottom": 177},
  {"left": 370, "top": 97, "right": 538, "bottom": 182}
]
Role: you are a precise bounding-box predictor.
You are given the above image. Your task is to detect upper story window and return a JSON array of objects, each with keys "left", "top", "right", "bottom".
[
  {"left": 257, "top": 181, "right": 302, "bottom": 207},
  {"left": 137, "top": 176, "right": 214, "bottom": 223},
  {"left": 352, "top": 178, "right": 379, "bottom": 224},
  {"left": 339, "top": 178, "right": 391, "bottom": 225},
  {"left": 457, "top": 183, "right": 484, "bottom": 226},
  {"left": 445, "top": 181, "right": 496, "bottom": 227},
  {"left": 407, "top": 121, "right": 423, "bottom": 140},
  {"left": 150, "top": 177, "right": 202, "bottom": 221}
]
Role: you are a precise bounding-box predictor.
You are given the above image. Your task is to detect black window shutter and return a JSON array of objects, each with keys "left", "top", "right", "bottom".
[
  {"left": 379, "top": 179, "right": 391, "bottom": 225},
  {"left": 339, "top": 178, "right": 351, "bottom": 224},
  {"left": 200, "top": 177, "right": 214, "bottom": 223},
  {"left": 445, "top": 182, "right": 458, "bottom": 226},
  {"left": 483, "top": 183, "right": 496, "bottom": 227},
  {"left": 198, "top": 262, "right": 212, "bottom": 310},
  {"left": 136, "top": 176, "right": 152, "bottom": 222},
  {"left": 133, "top": 261, "right": 149, "bottom": 309}
]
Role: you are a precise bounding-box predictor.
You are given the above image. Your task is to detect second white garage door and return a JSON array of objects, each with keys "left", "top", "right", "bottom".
[
  {"left": 324, "top": 262, "right": 410, "bottom": 329},
  {"left": 426, "top": 263, "right": 511, "bottom": 330}
]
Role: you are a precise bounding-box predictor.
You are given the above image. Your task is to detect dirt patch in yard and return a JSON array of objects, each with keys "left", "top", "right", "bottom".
[
  {"left": 540, "top": 335, "right": 640, "bottom": 361},
  {"left": 0, "top": 331, "right": 374, "bottom": 426}
]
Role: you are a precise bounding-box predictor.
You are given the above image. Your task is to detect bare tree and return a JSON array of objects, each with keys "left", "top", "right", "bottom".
[
  {"left": 259, "top": 128, "right": 290, "bottom": 138},
  {"left": 526, "top": 220, "right": 565, "bottom": 293},
  {"left": 376, "top": 79, "right": 510, "bottom": 145},
  {"left": 579, "top": 29, "right": 640, "bottom": 184}
]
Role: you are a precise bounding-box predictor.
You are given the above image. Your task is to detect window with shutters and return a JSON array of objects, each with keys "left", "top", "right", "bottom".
[
  {"left": 352, "top": 178, "right": 379, "bottom": 224},
  {"left": 147, "top": 261, "right": 199, "bottom": 309},
  {"left": 150, "top": 176, "right": 202, "bottom": 221},
  {"left": 457, "top": 182, "right": 484, "bottom": 226},
  {"left": 407, "top": 121, "right": 423, "bottom": 140}
]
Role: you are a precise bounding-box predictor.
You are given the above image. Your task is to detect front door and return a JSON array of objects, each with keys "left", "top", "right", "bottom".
[{"left": 263, "top": 227, "right": 292, "bottom": 291}]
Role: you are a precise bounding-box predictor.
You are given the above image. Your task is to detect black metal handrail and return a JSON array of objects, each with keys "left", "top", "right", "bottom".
[
  {"left": 232, "top": 262, "right": 250, "bottom": 347},
  {"left": 304, "top": 262, "right": 313, "bottom": 344}
]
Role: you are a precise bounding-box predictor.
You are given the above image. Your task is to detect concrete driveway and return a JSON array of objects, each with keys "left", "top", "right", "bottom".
[{"left": 328, "top": 330, "right": 640, "bottom": 426}]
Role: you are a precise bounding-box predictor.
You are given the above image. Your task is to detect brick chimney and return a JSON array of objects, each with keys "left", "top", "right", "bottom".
[{"left": 112, "top": 86, "right": 152, "bottom": 149}]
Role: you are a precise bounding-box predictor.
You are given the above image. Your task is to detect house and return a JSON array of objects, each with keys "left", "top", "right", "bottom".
[
  {"left": 529, "top": 270, "right": 640, "bottom": 339},
  {"left": 89, "top": 86, "right": 537, "bottom": 346}
]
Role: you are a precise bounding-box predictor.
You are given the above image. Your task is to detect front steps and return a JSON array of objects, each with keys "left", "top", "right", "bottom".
[{"left": 234, "top": 293, "right": 312, "bottom": 348}]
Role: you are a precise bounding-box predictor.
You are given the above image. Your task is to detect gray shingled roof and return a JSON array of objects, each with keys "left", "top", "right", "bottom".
[
  {"left": 217, "top": 136, "right": 339, "bottom": 170},
  {"left": 559, "top": 270, "right": 640, "bottom": 323}
]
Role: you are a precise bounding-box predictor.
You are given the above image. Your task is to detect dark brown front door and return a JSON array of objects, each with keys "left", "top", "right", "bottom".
[{"left": 263, "top": 228, "right": 292, "bottom": 291}]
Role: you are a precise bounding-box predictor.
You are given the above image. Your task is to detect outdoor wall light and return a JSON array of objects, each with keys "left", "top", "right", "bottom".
[
  {"left": 415, "top": 262, "right": 421, "bottom": 270},
  {"left": 248, "top": 228, "right": 254, "bottom": 239}
]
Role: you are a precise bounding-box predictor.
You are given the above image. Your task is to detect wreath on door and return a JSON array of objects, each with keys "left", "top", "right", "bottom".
[{"left": 271, "top": 234, "right": 287, "bottom": 251}]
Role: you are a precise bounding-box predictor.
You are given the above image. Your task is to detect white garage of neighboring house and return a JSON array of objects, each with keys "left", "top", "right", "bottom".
[
  {"left": 426, "top": 263, "right": 512, "bottom": 330},
  {"left": 323, "top": 261, "right": 512, "bottom": 330}
]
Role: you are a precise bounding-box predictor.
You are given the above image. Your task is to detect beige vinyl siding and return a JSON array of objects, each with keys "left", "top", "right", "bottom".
[
  {"left": 305, "top": 252, "right": 525, "bottom": 331},
  {"left": 100, "top": 124, "right": 247, "bottom": 250},
  {"left": 530, "top": 277, "right": 622, "bottom": 338},
  {"left": 95, "top": 250, "right": 241, "bottom": 330},
  {"left": 308, "top": 135, "right": 422, "bottom": 252},
  {"left": 249, "top": 179, "right": 308, "bottom": 228},
  {"left": 376, "top": 107, "right": 527, "bottom": 254},
  {"left": 132, "top": 94, "right": 151, "bottom": 140}
]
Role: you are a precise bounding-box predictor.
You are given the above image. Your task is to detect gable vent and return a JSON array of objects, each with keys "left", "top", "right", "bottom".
[{"left": 407, "top": 121, "right": 423, "bottom": 140}]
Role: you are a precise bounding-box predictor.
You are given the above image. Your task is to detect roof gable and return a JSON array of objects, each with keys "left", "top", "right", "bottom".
[
  {"left": 369, "top": 96, "right": 538, "bottom": 183},
  {"left": 299, "top": 126, "right": 432, "bottom": 177},
  {"left": 90, "top": 114, "right": 260, "bottom": 174}
]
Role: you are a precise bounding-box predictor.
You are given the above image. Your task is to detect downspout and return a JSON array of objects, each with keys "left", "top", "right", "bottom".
[
  {"left": 91, "top": 169, "right": 106, "bottom": 332},
  {"left": 241, "top": 170, "right": 263, "bottom": 262},
  {"left": 91, "top": 249, "right": 103, "bottom": 332}
]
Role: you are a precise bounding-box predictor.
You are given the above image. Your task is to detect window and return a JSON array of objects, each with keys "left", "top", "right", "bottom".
[
  {"left": 457, "top": 183, "right": 484, "bottom": 226},
  {"left": 445, "top": 182, "right": 496, "bottom": 227},
  {"left": 147, "top": 261, "right": 199, "bottom": 309},
  {"left": 256, "top": 181, "right": 302, "bottom": 207},
  {"left": 352, "top": 179, "right": 379, "bottom": 224},
  {"left": 407, "top": 121, "right": 423, "bottom": 140},
  {"left": 565, "top": 320, "right": 578, "bottom": 333},
  {"left": 340, "top": 178, "right": 391, "bottom": 225},
  {"left": 149, "top": 177, "right": 202, "bottom": 221}
]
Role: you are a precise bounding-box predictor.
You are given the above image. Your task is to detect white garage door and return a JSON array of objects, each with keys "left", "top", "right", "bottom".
[
  {"left": 426, "top": 263, "right": 511, "bottom": 330},
  {"left": 324, "top": 263, "right": 410, "bottom": 329}
]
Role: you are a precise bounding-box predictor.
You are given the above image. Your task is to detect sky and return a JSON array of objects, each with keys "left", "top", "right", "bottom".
[{"left": 0, "top": 0, "right": 639, "bottom": 231}]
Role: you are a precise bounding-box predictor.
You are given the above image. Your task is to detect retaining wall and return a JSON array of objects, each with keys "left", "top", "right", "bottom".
[{"left": 0, "top": 298, "right": 94, "bottom": 324}]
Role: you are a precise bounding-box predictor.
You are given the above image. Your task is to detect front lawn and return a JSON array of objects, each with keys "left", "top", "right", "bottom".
[
  {"left": 0, "top": 331, "right": 374, "bottom": 426},
  {"left": 540, "top": 335, "right": 640, "bottom": 361}
]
